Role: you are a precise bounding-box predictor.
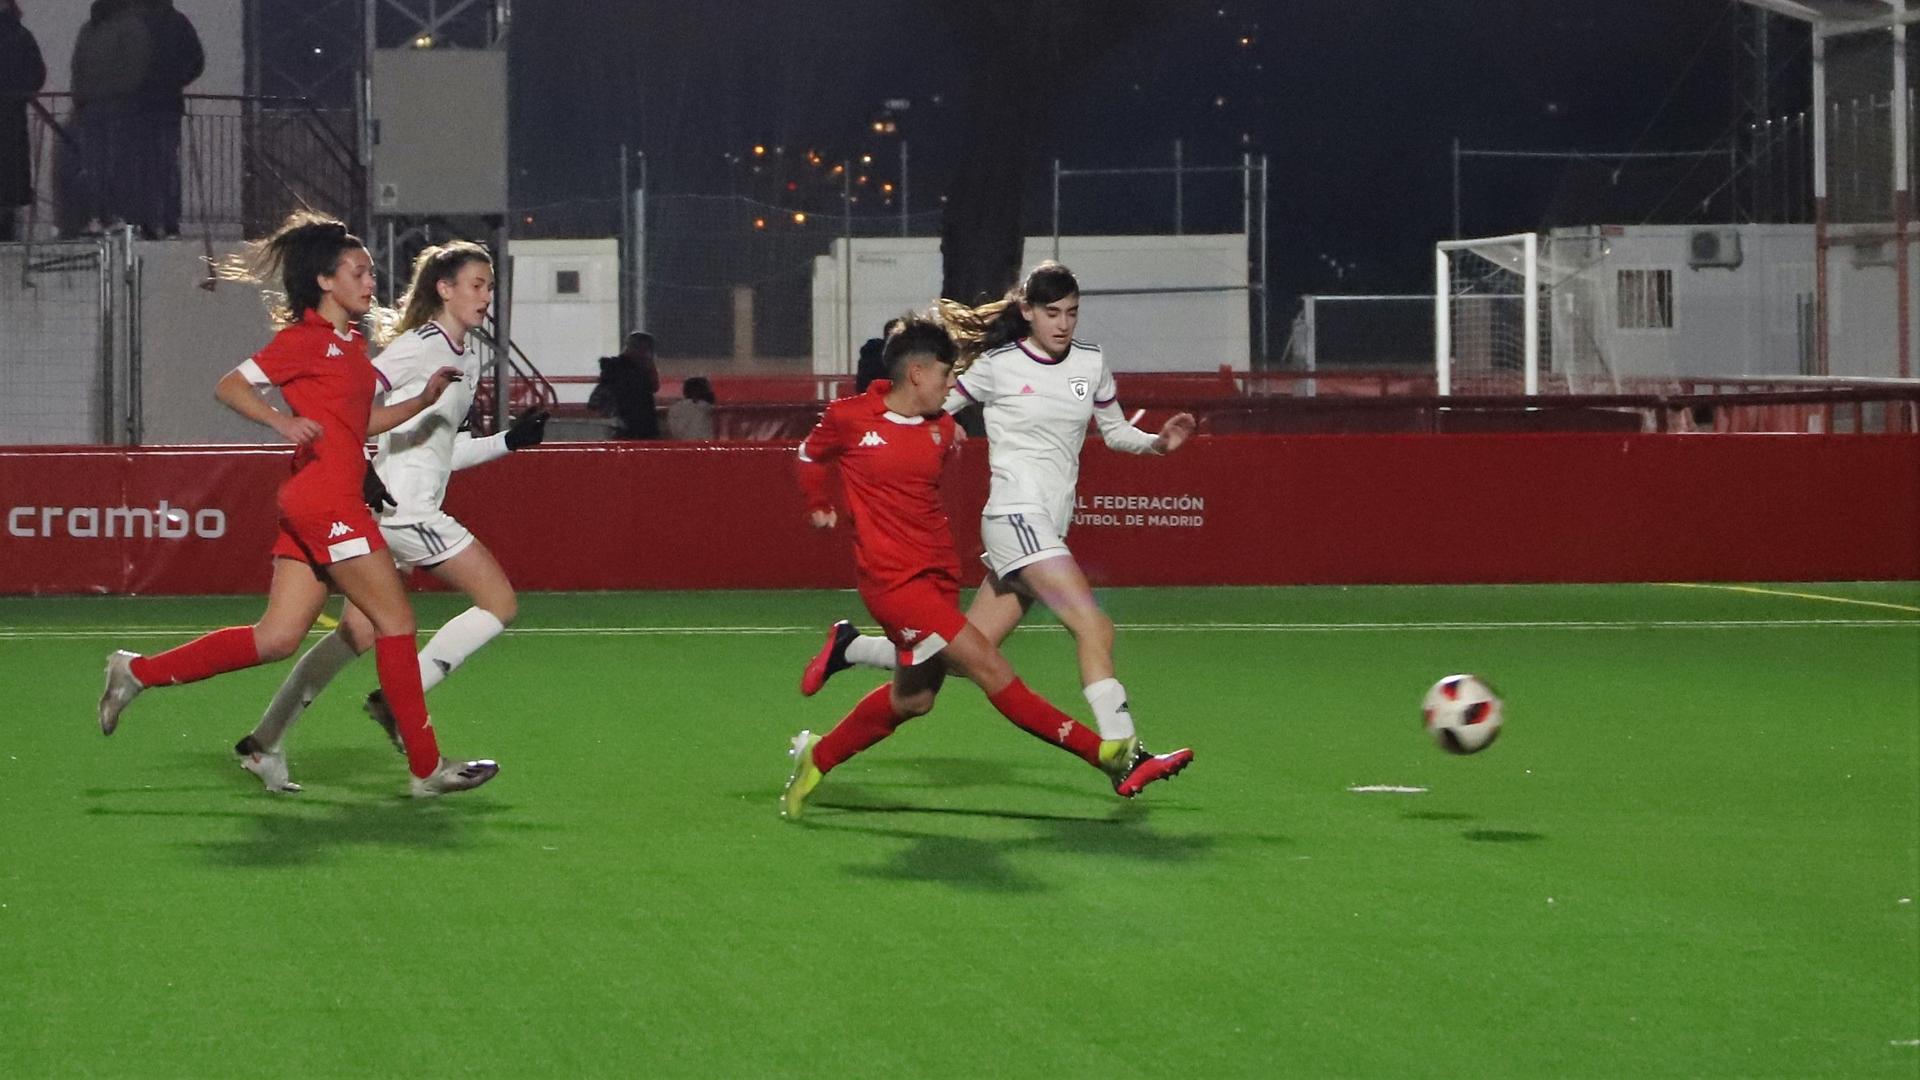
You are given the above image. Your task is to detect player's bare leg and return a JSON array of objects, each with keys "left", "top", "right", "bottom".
[
  {"left": 785, "top": 656, "right": 945, "bottom": 820},
  {"left": 105, "top": 555, "right": 326, "bottom": 735},
  {"left": 330, "top": 552, "right": 496, "bottom": 796}
]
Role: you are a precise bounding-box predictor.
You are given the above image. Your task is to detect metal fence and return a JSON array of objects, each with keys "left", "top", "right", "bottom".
[
  {"left": 0, "top": 237, "right": 130, "bottom": 445},
  {"left": 21, "top": 94, "right": 362, "bottom": 241}
]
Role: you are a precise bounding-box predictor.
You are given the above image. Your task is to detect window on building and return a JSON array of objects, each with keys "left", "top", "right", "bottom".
[
  {"left": 1617, "top": 269, "right": 1674, "bottom": 330},
  {"left": 555, "top": 269, "right": 581, "bottom": 296}
]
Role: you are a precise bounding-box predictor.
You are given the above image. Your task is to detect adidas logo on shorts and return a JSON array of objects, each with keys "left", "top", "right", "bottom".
[
  {"left": 858, "top": 430, "right": 886, "bottom": 447},
  {"left": 327, "top": 521, "right": 352, "bottom": 538}
]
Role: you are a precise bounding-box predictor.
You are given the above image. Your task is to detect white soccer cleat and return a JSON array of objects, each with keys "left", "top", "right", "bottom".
[
  {"left": 409, "top": 756, "right": 500, "bottom": 798},
  {"left": 234, "top": 735, "right": 302, "bottom": 793},
  {"left": 98, "top": 650, "right": 145, "bottom": 736}
]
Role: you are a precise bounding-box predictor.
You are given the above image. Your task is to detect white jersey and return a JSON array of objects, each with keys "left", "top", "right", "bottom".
[
  {"left": 948, "top": 337, "right": 1158, "bottom": 523},
  {"left": 372, "top": 321, "right": 508, "bottom": 525}
]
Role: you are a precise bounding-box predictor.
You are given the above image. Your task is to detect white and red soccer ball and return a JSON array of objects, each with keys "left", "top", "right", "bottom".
[{"left": 1422, "top": 674, "right": 1503, "bottom": 754}]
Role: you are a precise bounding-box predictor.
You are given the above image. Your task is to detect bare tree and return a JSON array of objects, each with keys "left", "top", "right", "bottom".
[{"left": 931, "top": 0, "right": 1191, "bottom": 305}]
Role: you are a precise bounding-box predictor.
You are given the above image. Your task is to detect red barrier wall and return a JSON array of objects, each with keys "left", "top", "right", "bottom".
[{"left": 3, "top": 435, "right": 1916, "bottom": 595}]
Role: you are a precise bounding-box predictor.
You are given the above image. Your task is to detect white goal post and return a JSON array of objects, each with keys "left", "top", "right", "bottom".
[{"left": 1435, "top": 232, "right": 1538, "bottom": 396}]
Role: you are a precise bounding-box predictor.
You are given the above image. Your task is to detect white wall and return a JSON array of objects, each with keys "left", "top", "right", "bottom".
[
  {"left": 24, "top": 0, "right": 242, "bottom": 97},
  {"left": 508, "top": 238, "right": 620, "bottom": 403},
  {"left": 811, "top": 234, "right": 1251, "bottom": 373}
]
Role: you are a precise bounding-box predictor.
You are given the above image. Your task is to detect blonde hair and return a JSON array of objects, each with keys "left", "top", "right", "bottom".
[{"left": 381, "top": 241, "right": 493, "bottom": 345}]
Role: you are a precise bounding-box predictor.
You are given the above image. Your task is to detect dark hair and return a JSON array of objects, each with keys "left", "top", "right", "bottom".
[
  {"left": 936, "top": 261, "right": 1080, "bottom": 365},
  {"left": 882, "top": 317, "right": 906, "bottom": 338},
  {"left": 626, "top": 331, "right": 655, "bottom": 353},
  {"left": 681, "top": 376, "right": 715, "bottom": 404},
  {"left": 883, "top": 313, "right": 957, "bottom": 378},
  {"left": 218, "top": 211, "right": 365, "bottom": 326}
]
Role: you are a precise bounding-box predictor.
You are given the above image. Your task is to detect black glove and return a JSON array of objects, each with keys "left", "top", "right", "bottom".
[
  {"left": 505, "top": 409, "right": 550, "bottom": 451},
  {"left": 362, "top": 463, "right": 396, "bottom": 513}
]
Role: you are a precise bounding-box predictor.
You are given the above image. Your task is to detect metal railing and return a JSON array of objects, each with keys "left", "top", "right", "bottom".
[{"left": 22, "top": 93, "right": 362, "bottom": 240}]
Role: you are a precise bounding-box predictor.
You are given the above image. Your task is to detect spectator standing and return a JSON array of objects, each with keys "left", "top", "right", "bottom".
[
  {"left": 0, "top": 0, "right": 46, "bottom": 241},
  {"left": 63, "top": 0, "right": 150, "bottom": 235},
  {"left": 133, "top": 0, "right": 202, "bottom": 237},
  {"left": 665, "top": 376, "right": 716, "bottom": 440},
  {"left": 588, "top": 331, "right": 661, "bottom": 439}
]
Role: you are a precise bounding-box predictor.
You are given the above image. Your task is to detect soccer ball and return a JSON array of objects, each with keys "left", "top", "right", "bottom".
[{"left": 1422, "top": 674, "right": 1503, "bottom": 755}]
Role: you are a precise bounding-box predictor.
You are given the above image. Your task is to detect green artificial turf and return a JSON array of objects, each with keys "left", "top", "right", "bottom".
[{"left": 2, "top": 583, "right": 1916, "bottom": 1078}]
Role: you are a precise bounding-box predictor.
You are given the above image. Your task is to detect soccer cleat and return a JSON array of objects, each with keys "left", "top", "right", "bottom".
[
  {"left": 781, "top": 729, "right": 823, "bottom": 820},
  {"left": 234, "top": 735, "right": 302, "bottom": 793},
  {"left": 1101, "top": 737, "right": 1194, "bottom": 798},
  {"left": 799, "top": 620, "right": 859, "bottom": 697},
  {"left": 364, "top": 689, "right": 405, "bottom": 754},
  {"left": 98, "top": 650, "right": 145, "bottom": 735},
  {"left": 409, "top": 756, "right": 500, "bottom": 798}
]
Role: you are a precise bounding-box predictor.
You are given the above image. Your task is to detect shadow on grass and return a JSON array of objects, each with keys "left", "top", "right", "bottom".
[
  {"left": 1462, "top": 829, "right": 1545, "bottom": 843},
  {"left": 800, "top": 803, "right": 1219, "bottom": 894},
  {"left": 81, "top": 747, "right": 536, "bottom": 868},
  {"left": 1402, "top": 810, "right": 1478, "bottom": 823}
]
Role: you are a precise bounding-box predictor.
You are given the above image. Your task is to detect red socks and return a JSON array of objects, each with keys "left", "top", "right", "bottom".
[
  {"left": 988, "top": 678, "right": 1103, "bottom": 766},
  {"left": 129, "top": 626, "right": 259, "bottom": 687},
  {"left": 375, "top": 634, "right": 441, "bottom": 778},
  {"left": 815, "top": 684, "right": 907, "bottom": 773}
]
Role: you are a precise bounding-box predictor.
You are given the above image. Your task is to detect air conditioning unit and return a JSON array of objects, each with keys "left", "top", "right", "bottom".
[
  {"left": 1687, "top": 227, "right": 1743, "bottom": 269},
  {"left": 1850, "top": 239, "right": 1897, "bottom": 268}
]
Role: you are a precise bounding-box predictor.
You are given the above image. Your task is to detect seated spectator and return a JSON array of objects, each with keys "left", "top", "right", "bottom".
[{"left": 666, "top": 376, "right": 716, "bottom": 441}]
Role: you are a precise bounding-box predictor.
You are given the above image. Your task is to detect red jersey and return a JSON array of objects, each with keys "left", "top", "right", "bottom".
[
  {"left": 797, "top": 380, "right": 961, "bottom": 594},
  {"left": 246, "top": 310, "right": 387, "bottom": 517}
]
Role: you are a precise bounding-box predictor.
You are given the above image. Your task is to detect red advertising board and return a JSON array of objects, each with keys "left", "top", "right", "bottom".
[{"left": 3, "top": 435, "right": 1916, "bottom": 595}]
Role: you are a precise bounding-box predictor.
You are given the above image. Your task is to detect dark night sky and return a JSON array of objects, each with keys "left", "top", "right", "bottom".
[{"left": 510, "top": 1, "right": 1806, "bottom": 298}]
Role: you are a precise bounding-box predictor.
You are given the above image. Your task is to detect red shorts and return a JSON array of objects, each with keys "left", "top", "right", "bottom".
[
  {"left": 270, "top": 504, "right": 387, "bottom": 567},
  {"left": 860, "top": 573, "right": 970, "bottom": 668}
]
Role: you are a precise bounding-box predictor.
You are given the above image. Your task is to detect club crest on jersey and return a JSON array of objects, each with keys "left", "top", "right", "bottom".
[
  {"left": 930, "top": 428, "right": 942, "bottom": 446},
  {"left": 1068, "top": 376, "right": 1090, "bottom": 400}
]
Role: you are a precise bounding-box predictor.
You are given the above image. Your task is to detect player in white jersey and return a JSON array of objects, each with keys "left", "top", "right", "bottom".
[
  {"left": 234, "top": 242, "right": 547, "bottom": 791},
  {"left": 801, "top": 262, "right": 1196, "bottom": 786}
]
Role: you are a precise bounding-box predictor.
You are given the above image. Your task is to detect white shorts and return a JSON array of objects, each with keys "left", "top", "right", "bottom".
[
  {"left": 979, "top": 509, "right": 1072, "bottom": 579},
  {"left": 379, "top": 512, "right": 476, "bottom": 571}
]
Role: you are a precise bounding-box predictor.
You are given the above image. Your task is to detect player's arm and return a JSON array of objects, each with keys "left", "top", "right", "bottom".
[
  {"left": 1090, "top": 364, "right": 1194, "bottom": 455},
  {"left": 369, "top": 365, "right": 461, "bottom": 436},
  {"left": 449, "top": 409, "right": 547, "bottom": 470},
  {"left": 216, "top": 361, "right": 320, "bottom": 446},
  {"left": 1093, "top": 401, "right": 1194, "bottom": 456},
  {"left": 796, "top": 409, "right": 844, "bottom": 528},
  {"left": 944, "top": 356, "right": 995, "bottom": 414}
]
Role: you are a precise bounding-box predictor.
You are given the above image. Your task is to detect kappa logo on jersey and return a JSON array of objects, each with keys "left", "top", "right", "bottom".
[
  {"left": 327, "top": 521, "right": 352, "bottom": 539},
  {"left": 858, "top": 430, "right": 887, "bottom": 448},
  {"left": 1068, "top": 376, "right": 1090, "bottom": 400},
  {"left": 900, "top": 628, "right": 921, "bottom": 643},
  {"left": 326, "top": 343, "right": 343, "bottom": 358}
]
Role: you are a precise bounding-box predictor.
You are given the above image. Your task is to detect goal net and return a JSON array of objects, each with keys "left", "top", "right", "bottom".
[{"left": 1435, "top": 233, "right": 1540, "bottom": 395}]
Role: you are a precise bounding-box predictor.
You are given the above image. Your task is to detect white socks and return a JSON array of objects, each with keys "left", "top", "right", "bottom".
[
  {"left": 250, "top": 629, "right": 358, "bottom": 751},
  {"left": 418, "top": 607, "right": 506, "bottom": 692},
  {"left": 1083, "top": 677, "right": 1136, "bottom": 741},
  {"left": 846, "top": 633, "right": 899, "bottom": 670}
]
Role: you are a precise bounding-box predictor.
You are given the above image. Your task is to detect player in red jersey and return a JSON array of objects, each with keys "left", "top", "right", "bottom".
[
  {"left": 94, "top": 212, "right": 499, "bottom": 797},
  {"left": 780, "top": 315, "right": 1188, "bottom": 819}
]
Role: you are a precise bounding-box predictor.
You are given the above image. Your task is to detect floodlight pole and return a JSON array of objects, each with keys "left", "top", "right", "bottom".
[
  {"left": 1895, "top": 14, "right": 1912, "bottom": 377},
  {"left": 1812, "top": 31, "right": 1830, "bottom": 374}
]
